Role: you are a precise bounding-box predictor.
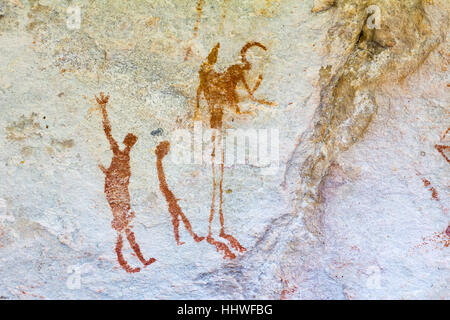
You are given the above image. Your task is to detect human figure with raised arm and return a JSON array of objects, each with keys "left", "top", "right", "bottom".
[{"left": 96, "top": 92, "right": 156, "bottom": 273}]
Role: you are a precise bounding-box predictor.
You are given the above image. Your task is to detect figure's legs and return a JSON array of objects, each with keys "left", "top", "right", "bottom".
[
  {"left": 208, "top": 133, "right": 217, "bottom": 238},
  {"left": 207, "top": 233, "right": 236, "bottom": 260},
  {"left": 206, "top": 131, "right": 235, "bottom": 259},
  {"left": 156, "top": 141, "right": 204, "bottom": 245},
  {"left": 218, "top": 132, "right": 246, "bottom": 253},
  {"left": 178, "top": 210, "right": 205, "bottom": 243},
  {"left": 115, "top": 233, "right": 140, "bottom": 273},
  {"left": 126, "top": 210, "right": 135, "bottom": 227},
  {"left": 171, "top": 214, "right": 185, "bottom": 246},
  {"left": 125, "top": 228, "right": 156, "bottom": 267}
]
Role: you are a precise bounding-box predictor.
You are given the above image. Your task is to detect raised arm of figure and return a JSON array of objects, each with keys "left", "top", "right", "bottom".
[{"left": 95, "top": 93, "right": 119, "bottom": 153}]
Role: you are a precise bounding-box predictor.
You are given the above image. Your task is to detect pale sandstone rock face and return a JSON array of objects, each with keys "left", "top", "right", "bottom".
[
  {"left": 0, "top": 0, "right": 448, "bottom": 299},
  {"left": 312, "top": 0, "right": 336, "bottom": 13}
]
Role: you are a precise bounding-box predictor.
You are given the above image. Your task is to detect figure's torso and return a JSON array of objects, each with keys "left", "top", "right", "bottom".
[{"left": 104, "top": 150, "right": 132, "bottom": 203}]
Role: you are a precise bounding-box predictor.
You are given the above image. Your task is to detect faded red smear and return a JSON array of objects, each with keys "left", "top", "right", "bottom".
[
  {"left": 416, "top": 227, "right": 450, "bottom": 250},
  {"left": 17, "top": 287, "right": 45, "bottom": 299},
  {"left": 435, "top": 144, "right": 450, "bottom": 164},
  {"left": 421, "top": 178, "right": 439, "bottom": 201},
  {"left": 155, "top": 141, "right": 204, "bottom": 245},
  {"left": 184, "top": 46, "right": 193, "bottom": 61},
  {"left": 280, "top": 279, "right": 297, "bottom": 300},
  {"left": 193, "top": 0, "right": 204, "bottom": 38},
  {"left": 193, "top": 0, "right": 228, "bottom": 37},
  {"left": 96, "top": 93, "right": 156, "bottom": 273},
  {"left": 206, "top": 235, "right": 236, "bottom": 260}
]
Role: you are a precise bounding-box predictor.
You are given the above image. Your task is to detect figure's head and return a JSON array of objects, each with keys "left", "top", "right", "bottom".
[
  {"left": 123, "top": 133, "right": 138, "bottom": 148},
  {"left": 155, "top": 141, "right": 170, "bottom": 159}
]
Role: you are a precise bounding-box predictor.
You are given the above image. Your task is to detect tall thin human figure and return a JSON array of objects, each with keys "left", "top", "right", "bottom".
[{"left": 195, "top": 42, "right": 276, "bottom": 259}]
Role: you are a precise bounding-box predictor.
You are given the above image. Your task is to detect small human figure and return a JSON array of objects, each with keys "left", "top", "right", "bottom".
[
  {"left": 96, "top": 92, "right": 156, "bottom": 273},
  {"left": 155, "top": 141, "right": 205, "bottom": 245},
  {"left": 195, "top": 42, "right": 275, "bottom": 259}
]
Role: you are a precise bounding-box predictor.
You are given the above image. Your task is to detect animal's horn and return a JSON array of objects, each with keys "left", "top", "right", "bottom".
[{"left": 241, "top": 42, "right": 267, "bottom": 68}]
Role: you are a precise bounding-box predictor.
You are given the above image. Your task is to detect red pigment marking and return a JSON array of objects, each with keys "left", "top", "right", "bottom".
[
  {"left": 126, "top": 228, "right": 156, "bottom": 266},
  {"left": 435, "top": 144, "right": 450, "bottom": 164},
  {"left": 432, "top": 231, "right": 449, "bottom": 248},
  {"left": 416, "top": 227, "right": 450, "bottom": 250},
  {"left": 421, "top": 178, "right": 439, "bottom": 201},
  {"left": 195, "top": 41, "right": 275, "bottom": 125},
  {"left": 115, "top": 234, "right": 140, "bottom": 273},
  {"left": 96, "top": 93, "right": 156, "bottom": 273},
  {"left": 194, "top": 42, "right": 275, "bottom": 259},
  {"left": 206, "top": 235, "right": 236, "bottom": 260},
  {"left": 205, "top": 134, "right": 236, "bottom": 259},
  {"left": 155, "top": 141, "right": 205, "bottom": 245},
  {"left": 441, "top": 127, "right": 450, "bottom": 140},
  {"left": 435, "top": 127, "right": 450, "bottom": 164},
  {"left": 280, "top": 279, "right": 297, "bottom": 300},
  {"left": 193, "top": 0, "right": 204, "bottom": 38}
]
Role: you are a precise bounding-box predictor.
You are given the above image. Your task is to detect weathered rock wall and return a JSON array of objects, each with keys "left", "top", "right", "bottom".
[{"left": 0, "top": 0, "right": 448, "bottom": 299}]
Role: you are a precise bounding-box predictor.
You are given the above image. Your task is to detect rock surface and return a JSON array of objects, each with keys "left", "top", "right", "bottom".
[{"left": 0, "top": 0, "right": 448, "bottom": 299}]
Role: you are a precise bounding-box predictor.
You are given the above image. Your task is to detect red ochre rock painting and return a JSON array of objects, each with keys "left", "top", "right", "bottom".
[
  {"left": 96, "top": 93, "right": 156, "bottom": 273},
  {"left": 155, "top": 141, "right": 204, "bottom": 246},
  {"left": 193, "top": 41, "right": 276, "bottom": 259},
  {"left": 94, "top": 41, "right": 275, "bottom": 266},
  {"left": 421, "top": 178, "right": 439, "bottom": 201},
  {"left": 435, "top": 127, "right": 449, "bottom": 164}
]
